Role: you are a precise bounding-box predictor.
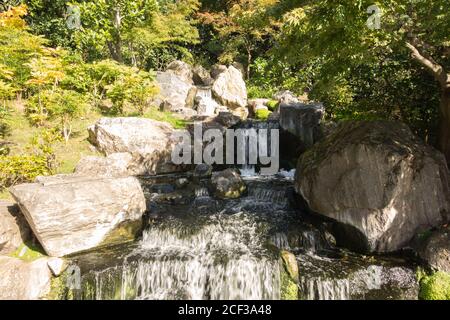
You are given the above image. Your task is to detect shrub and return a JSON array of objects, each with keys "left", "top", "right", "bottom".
[
  {"left": 0, "top": 154, "right": 50, "bottom": 188},
  {"left": 255, "top": 108, "right": 271, "bottom": 120},
  {"left": 419, "top": 272, "right": 450, "bottom": 300},
  {"left": 266, "top": 100, "right": 279, "bottom": 111},
  {"left": 0, "top": 128, "right": 61, "bottom": 189}
]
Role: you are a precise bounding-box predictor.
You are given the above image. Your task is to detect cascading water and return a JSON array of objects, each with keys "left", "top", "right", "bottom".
[
  {"left": 65, "top": 173, "right": 419, "bottom": 300},
  {"left": 64, "top": 119, "right": 419, "bottom": 301},
  {"left": 231, "top": 120, "right": 281, "bottom": 176}
]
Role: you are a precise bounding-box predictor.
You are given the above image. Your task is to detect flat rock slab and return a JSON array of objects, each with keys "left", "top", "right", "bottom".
[{"left": 10, "top": 176, "right": 146, "bottom": 257}]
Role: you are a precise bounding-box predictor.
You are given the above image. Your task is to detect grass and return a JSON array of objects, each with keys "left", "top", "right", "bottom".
[
  {"left": 9, "top": 242, "right": 46, "bottom": 262},
  {"left": 142, "top": 108, "right": 188, "bottom": 129},
  {"left": 5, "top": 109, "right": 102, "bottom": 175}
]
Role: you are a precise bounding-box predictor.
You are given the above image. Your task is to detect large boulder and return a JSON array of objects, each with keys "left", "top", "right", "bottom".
[
  {"left": 0, "top": 201, "right": 31, "bottom": 255},
  {"left": 193, "top": 65, "right": 214, "bottom": 86},
  {"left": 156, "top": 71, "right": 195, "bottom": 113},
  {"left": 279, "top": 102, "right": 325, "bottom": 149},
  {"left": 212, "top": 66, "right": 248, "bottom": 111},
  {"left": 0, "top": 257, "right": 52, "bottom": 300},
  {"left": 296, "top": 121, "right": 450, "bottom": 253},
  {"left": 9, "top": 175, "right": 146, "bottom": 257},
  {"left": 88, "top": 117, "right": 183, "bottom": 175},
  {"left": 166, "top": 60, "right": 194, "bottom": 84},
  {"left": 273, "top": 90, "right": 299, "bottom": 104},
  {"left": 75, "top": 153, "right": 138, "bottom": 178}
]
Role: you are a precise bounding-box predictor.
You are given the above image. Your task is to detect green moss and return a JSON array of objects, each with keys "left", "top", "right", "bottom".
[
  {"left": 9, "top": 242, "right": 46, "bottom": 262},
  {"left": 266, "top": 100, "right": 279, "bottom": 111},
  {"left": 142, "top": 108, "right": 188, "bottom": 129},
  {"left": 419, "top": 272, "right": 450, "bottom": 300},
  {"left": 0, "top": 188, "right": 12, "bottom": 200},
  {"left": 100, "top": 220, "right": 143, "bottom": 247},
  {"left": 280, "top": 268, "right": 298, "bottom": 300},
  {"left": 255, "top": 108, "right": 271, "bottom": 120},
  {"left": 47, "top": 273, "right": 68, "bottom": 300}
]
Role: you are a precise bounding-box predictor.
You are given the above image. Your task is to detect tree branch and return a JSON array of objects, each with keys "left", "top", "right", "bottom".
[{"left": 406, "top": 41, "right": 448, "bottom": 87}]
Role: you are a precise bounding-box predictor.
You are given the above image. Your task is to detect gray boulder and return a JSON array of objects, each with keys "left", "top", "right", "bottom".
[
  {"left": 212, "top": 66, "right": 248, "bottom": 111},
  {"left": 279, "top": 102, "right": 325, "bottom": 148},
  {"left": 166, "top": 60, "right": 194, "bottom": 84},
  {"left": 10, "top": 175, "right": 146, "bottom": 257},
  {"left": 75, "top": 153, "right": 138, "bottom": 178},
  {"left": 210, "top": 169, "right": 246, "bottom": 199},
  {"left": 0, "top": 257, "right": 52, "bottom": 300},
  {"left": 88, "top": 117, "right": 184, "bottom": 175},
  {"left": 0, "top": 201, "right": 31, "bottom": 255},
  {"left": 156, "top": 71, "right": 195, "bottom": 112},
  {"left": 211, "top": 64, "right": 228, "bottom": 80},
  {"left": 274, "top": 90, "right": 299, "bottom": 104},
  {"left": 296, "top": 121, "right": 450, "bottom": 253},
  {"left": 193, "top": 65, "right": 214, "bottom": 86}
]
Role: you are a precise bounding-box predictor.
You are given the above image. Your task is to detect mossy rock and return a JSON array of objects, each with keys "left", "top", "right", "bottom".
[
  {"left": 100, "top": 219, "right": 143, "bottom": 248},
  {"left": 419, "top": 272, "right": 450, "bottom": 300},
  {"left": 255, "top": 109, "right": 272, "bottom": 120},
  {"left": 9, "top": 242, "right": 46, "bottom": 262},
  {"left": 280, "top": 250, "right": 299, "bottom": 282},
  {"left": 266, "top": 100, "right": 279, "bottom": 111},
  {"left": 280, "top": 266, "right": 298, "bottom": 300}
]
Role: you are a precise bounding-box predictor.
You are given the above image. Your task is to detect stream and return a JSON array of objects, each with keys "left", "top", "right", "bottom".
[{"left": 63, "top": 172, "right": 419, "bottom": 300}]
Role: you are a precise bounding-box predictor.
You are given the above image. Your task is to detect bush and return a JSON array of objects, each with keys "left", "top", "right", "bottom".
[
  {"left": 0, "top": 154, "right": 50, "bottom": 188},
  {"left": 255, "top": 108, "right": 271, "bottom": 120},
  {"left": 266, "top": 100, "right": 279, "bottom": 111},
  {"left": 419, "top": 272, "right": 450, "bottom": 300},
  {"left": 0, "top": 128, "right": 60, "bottom": 189}
]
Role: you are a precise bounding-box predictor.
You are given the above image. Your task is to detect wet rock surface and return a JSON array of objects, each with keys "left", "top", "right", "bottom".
[{"left": 296, "top": 120, "right": 450, "bottom": 253}]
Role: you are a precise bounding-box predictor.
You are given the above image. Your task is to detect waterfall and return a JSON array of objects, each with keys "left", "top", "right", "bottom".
[
  {"left": 196, "top": 86, "right": 212, "bottom": 100},
  {"left": 195, "top": 187, "right": 209, "bottom": 198},
  {"left": 67, "top": 174, "right": 419, "bottom": 301},
  {"left": 232, "top": 120, "right": 280, "bottom": 175},
  {"left": 297, "top": 255, "right": 419, "bottom": 300},
  {"left": 75, "top": 211, "right": 281, "bottom": 300}
]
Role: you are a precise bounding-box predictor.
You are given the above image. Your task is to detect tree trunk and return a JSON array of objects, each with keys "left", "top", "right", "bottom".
[
  {"left": 107, "top": 41, "right": 123, "bottom": 63},
  {"left": 406, "top": 41, "right": 450, "bottom": 163},
  {"left": 246, "top": 47, "right": 252, "bottom": 80},
  {"left": 438, "top": 88, "right": 450, "bottom": 162}
]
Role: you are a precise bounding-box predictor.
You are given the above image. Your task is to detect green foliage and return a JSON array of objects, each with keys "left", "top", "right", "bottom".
[
  {"left": 275, "top": 0, "right": 449, "bottom": 143},
  {"left": 9, "top": 242, "right": 46, "bottom": 262},
  {"left": 72, "top": 0, "right": 200, "bottom": 68},
  {"left": 419, "top": 272, "right": 450, "bottom": 300},
  {"left": 198, "top": 0, "right": 280, "bottom": 78},
  {"left": 142, "top": 108, "right": 187, "bottom": 129},
  {"left": 27, "top": 88, "right": 88, "bottom": 141},
  {"left": 105, "top": 68, "right": 159, "bottom": 115},
  {"left": 0, "top": 128, "right": 61, "bottom": 189},
  {"left": 255, "top": 108, "right": 271, "bottom": 120},
  {"left": 266, "top": 100, "right": 279, "bottom": 111},
  {"left": 0, "top": 5, "right": 47, "bottom": 90}
]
